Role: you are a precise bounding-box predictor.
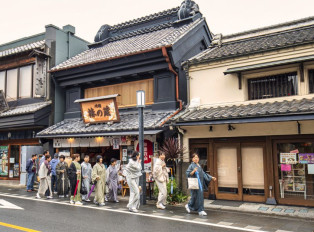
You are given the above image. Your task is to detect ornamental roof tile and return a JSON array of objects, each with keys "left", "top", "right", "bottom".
[
  {"left": 189, "top": 17, "right": 314, "bottom": 64},
  {"left": 51, "top": 18, "right": 204, "bottom": 72},
  {"left": 37, "top": 110, "right": 174, "bottom": 137},
  {"left": 0, "top": 101, "right": 51, "bottom": 117},
  {"left": 174, "top": 98, "right": 314, "bottom": 123},
  {"left": 0, "top": 40, "right": 45, "bottom": 58}
]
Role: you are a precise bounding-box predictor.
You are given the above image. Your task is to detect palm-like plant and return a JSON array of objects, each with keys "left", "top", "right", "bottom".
[{"left": 159, "top": 138, "right": 186, "bottom": 162}]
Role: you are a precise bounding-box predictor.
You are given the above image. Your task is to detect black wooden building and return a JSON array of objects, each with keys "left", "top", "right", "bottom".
[{"left": 37, "top": 1, "right": 212, "bottom": 170}]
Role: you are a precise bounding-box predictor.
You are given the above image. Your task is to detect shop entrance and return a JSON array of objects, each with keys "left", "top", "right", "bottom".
[{"left": 214, "top": 142, "right": 267, "bottom": 202}]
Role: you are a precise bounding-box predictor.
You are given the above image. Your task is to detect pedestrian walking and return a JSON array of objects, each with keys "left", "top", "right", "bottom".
[
  {"left": 36, "top": 155, "right": 53, "bottom": 199},
  {"left": 185, "top": 153, "right": 216, "bottom": 216},
  {"left": 26, "top": 154, "right": 37, "bottom": 192},
  {"left": 124, "top": 151, "right": 142, "bottom": 213},
  {"left": 153, "top": 151, "right": 169, "bottom": 210},
  {"left": 50, "top": 153, "right": 59, "bottom": 194},
  {"left": 81, "top": 155, "right": 92, "bottom": 202},
  {"left": 91, "top": 155, "right": 106, "bottom": 206},
  {"left": 105, "top": 158, "right": 119, "bottom": 203},
  {"left": 68, "top": 154, "right": 83, "bottom": 205},
  {"left": 56, "top": 155, "right": 69, "bottom": 198}
]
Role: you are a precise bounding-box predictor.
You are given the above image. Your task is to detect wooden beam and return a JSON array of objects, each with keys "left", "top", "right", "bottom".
[
  {"left": 237, "top": 72, "right": 242, "bottom": 89},
  {"left": 300, "top": 63, "right": 304, "bottom": 82}
]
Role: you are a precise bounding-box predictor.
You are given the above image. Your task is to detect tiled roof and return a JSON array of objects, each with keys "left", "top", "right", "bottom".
[
  {"left": 51, "top": 18, "right": 203, "bottom": 71},
  {"left": 0, "top": 40, "right": 45, "bottom": 58},
  {"left": 174, "top": 98, "right": 314, "bottom": 122},
  {"left": 109, "top": 7, "right": 179, "bottom": 31},
  {"left": 0, "top": 101, "right": 51, "bottom": 117},
  {"left": 37, "top": 110, "right": 174, "bottom": 136},
  {"left": 189, "top": 18, "right": 314, "bottom": 64}
]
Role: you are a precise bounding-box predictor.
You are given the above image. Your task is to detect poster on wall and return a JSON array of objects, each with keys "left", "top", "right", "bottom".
[
  {"left": 298, "top": 153, "right": 314, "bottom": 164},
  {"left": 0, "top": 146, "right": 8, "bottom": 176},
  {"left": 280, "top": 153, "right": 297, "bottom": 164},
  {"left": 112, "top": 138, "right": 120, "bottom": 150},
  {"left": 136, "top": 140, "right": 153, "bottom": 172}
]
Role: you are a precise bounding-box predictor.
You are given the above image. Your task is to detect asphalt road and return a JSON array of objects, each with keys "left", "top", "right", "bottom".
[{"left": 0, "top": 192, "right": 313, "bottom": 232}]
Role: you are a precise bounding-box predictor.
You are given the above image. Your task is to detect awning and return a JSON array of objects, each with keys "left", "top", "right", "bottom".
[
  {"left": 224, "top": 55, "right": 314, "bottom": 75},
  {"left": 37, "top": 129, "right": 163, "bottom": 138}
]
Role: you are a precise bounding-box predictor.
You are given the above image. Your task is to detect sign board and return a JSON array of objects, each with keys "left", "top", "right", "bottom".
[
  {"left": 137, "top": 140, "right": 153, "bottom": 172},
  {"left": 75, "top": 95, "right": 120, "bottom": 124},
  {"left": 280, "top": 153, "right": 297, "bottom": 164},
  {"left": 0, "top": 90, "right": 9, "bottom": 112},
  {"left": 299, "top": 153, "right": 314, "bottom": 164}
]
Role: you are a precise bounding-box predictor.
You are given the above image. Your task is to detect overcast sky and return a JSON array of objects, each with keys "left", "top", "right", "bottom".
[{"left": 1, "top": 0, "right": 313, "bottom": 45}]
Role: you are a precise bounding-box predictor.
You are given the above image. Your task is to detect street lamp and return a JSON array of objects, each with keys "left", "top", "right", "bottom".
[{"left": 136, "top": 90, "right": 146, "bottom": 205}]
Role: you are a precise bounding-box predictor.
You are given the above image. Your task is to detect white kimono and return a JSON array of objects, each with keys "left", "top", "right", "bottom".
[
  {"left": 153, "top": 158, "right": 169, "bottom": 206},
  {"left": 37, "top": 161, "right": 52, "bottom": 197}
]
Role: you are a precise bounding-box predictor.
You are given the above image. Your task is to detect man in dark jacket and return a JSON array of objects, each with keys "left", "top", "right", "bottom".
[{"left": 26, "top": 154, "right": 37, "bottom": 192}]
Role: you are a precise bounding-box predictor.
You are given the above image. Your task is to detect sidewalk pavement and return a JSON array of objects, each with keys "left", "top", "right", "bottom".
[
  {"left": 203, "top": 199, "right": 314, "bottom": 219},
  {"left": 0, "top": 184, "right": 313, "bottom": 219}
]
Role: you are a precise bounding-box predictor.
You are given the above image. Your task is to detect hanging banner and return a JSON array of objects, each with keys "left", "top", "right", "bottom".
[
  {"left": 75, "top": 95, "right": 120, "bottom": 124},
  {"left": 280, "top": 153, "right": 297, "bottom": 164},
  {"left": 298, "top": 153, "right": 314, "bottom": 164},
  {"left": 0, "top": 146, "right": 8, "bottom": 176},
  {"left": 136, "top": 140, "right": 153, "bottom": 172}
]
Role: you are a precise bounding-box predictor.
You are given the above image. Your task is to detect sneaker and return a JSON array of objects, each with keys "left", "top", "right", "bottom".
[
  {"left": 99, "top": 203, "right": 105, "bottom": 206},
  {"left": 70, "top": 200, "right": 75, "bottom": 204},
  {"left": 46, "top": 196, "right": 53, "bottom": 199},
  {"left": 53, "top": 191, "right": 58, "bottom": 194},
  {"left": 131, "top": 208, "right": 139, "bottom": 213},
  {"left": 59, "top": 195, "right": 64, "bottom": 198},
  {"left": 185, "top": 204, "right": 190, "bottom": 213},
  {"left": 157, "top": 203, "right": 166, "bottom": 210},
  {"left": 105, "top": 197, "right": 108, "bottom": 202},
  {"left": 198, "top": 211, "right": 207, "bottom": 216},
  {"left": 114, "top": 200, "right": 119, "bottom": 203},
  {"left": 27, "top": 190, "right": 32, "bottom": 192},
  {"left": 36, "top": 193, "right": 41, "bottom": 199},
  {"left": 66, "top": 195, "right": 69, "bottom": 198},
  {"left": 84, "top": 199, "right": 91, "bottom": 202},
  {"left": 75, "top": 201, "right": 83, "bottom": 206}
]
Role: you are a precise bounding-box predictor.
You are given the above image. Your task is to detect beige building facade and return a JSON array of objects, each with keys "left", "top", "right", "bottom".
[{"left": 173, "top": 17, "right": 314, "bottom": 206}]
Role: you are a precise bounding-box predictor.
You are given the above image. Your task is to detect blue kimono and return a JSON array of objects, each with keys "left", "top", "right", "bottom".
[{"left": 186, "top": 162, "right": 212, "bottom": 212}]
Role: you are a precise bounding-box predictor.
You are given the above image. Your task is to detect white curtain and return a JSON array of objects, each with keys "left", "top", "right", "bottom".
[
  {"left": 19, "top": 65, "right": 32, "bottom": 98},
  {"left": 217, "top": 147, "right": 238, "bottom": 188},
  {"left": 6, "top": 69, "right": 18, "bottom": 100}
]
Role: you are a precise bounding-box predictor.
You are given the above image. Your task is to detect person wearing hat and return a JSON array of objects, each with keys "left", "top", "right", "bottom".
[
  {"left": 50, "top": 153, "right": 60, "bottom": 194},
  {"left": 92, "top": 155, "right": 107, "bottom": 206}
]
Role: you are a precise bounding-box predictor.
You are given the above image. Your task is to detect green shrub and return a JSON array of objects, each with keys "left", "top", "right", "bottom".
[{"left": 154, "top": 178, "right": 188, "bottom": 204}]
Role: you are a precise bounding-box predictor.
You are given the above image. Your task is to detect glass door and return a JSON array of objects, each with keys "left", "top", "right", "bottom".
[{"left": 9, "top": 145, "right": 20, "bottom": 178}]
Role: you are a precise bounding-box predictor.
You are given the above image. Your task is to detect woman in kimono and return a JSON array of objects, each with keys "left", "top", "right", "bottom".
[
  {"left": 68, "top": 154, "right": 82, "bottom": 205},
  {"left": 124, "top": 151, "right": 142, "bottom": 213},
  {"left": 81, "top": 155, "right": 92, "bottom": 202},
  {"left": 56, "top": 155, "right": 69, "bottom": 198},
  {"left": 106, "top": 158, "right": 119, "bottom": 203},
  {"left": 92, "top": 155, "right": 106, "bottom": 206},
  {"left": 185, "top": 153, "right": 216, "bottom": 216},
  {"left": 153, "top": 151, "right": 169, "bottom": 210},
  {"left": 36, "top": 155, "right": 53, "bottom": 199}
]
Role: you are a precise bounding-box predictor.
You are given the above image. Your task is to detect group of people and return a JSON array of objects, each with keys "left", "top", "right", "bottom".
[{"left": 26, "top": 150, "right": 216, "bottom": 216}]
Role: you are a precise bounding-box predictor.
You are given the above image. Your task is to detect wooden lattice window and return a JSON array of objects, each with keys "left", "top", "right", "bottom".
[
  {"left": 248, "top": 72, "right": 298, "bottom": 100},
  {"left": 309, "top": 70, "right": 314, "bottom": 94},
  {"left": 84, "top": 79, "right": 154, "bottom": 108}
]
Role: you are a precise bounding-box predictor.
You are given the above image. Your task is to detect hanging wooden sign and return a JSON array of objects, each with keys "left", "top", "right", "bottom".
[
  {"left": 0, "top": 90, "right": 9, "bottom": 113},
  {"left": 75, "top": 94, "right": 120, "bottom": 124}
]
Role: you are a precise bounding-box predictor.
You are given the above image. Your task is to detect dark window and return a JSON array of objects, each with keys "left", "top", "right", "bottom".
[
  {"left": 309, "top": 70, "right": 314, "bottom": 94},
  {"left": 248, "top": 72, "right": 298, "bottom": 100}
]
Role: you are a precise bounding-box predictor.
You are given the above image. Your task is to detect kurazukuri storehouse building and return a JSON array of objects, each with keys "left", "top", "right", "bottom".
[
  {"left": 37, "top": 1, "right": 213, "bottom": 172},
  {"left": 0, "top": 25, "right": 88, "bottom": 184},
  {"left": 171, "top": 17, "right": 314, "bottom": 207}
]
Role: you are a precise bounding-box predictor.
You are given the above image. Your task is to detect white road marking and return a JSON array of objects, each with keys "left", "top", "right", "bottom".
[
  {"left": 218, "top": 221, "right": 234, "bottom": 226},
  {"left": 245, "top": 226, "right": 262, "bottom": 230},
  {"left": 275, "top": 230, "right": 293, "bottom": 232},
  {"left": 0, "top": 192, "right": 268, "bottom": 232},
  {"left": 0, "top": 199, "right": 24, "bottom": 210}
]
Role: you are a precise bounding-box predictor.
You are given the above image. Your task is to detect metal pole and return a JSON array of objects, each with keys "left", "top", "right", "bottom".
[{"left": 139, "top": 106, "right": 146, "bottom": 205}]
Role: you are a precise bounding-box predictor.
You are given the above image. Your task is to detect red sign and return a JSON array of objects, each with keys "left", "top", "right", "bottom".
[{"left": 137, "top": 140, "right": 153, "bottom": 172}]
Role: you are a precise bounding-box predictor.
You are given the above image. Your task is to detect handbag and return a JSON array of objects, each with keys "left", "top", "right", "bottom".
[
  {"left": 188, "top": 177, "right": 199, "bottom": 190},
  {"left": 80, "top": 181, "right": 88, "bottom": 195}
]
